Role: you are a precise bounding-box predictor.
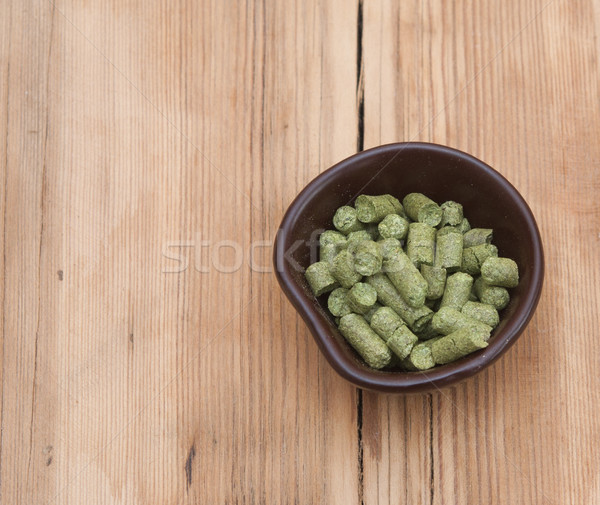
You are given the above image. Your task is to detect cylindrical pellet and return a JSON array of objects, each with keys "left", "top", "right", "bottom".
[
  {"left": 338, "top": 314, "right": 392, "bottom": 369},
  {"left": 331, "top": 250, "right": 362, "bottom": 288},
  {"left": 346, "top": 230, "right": 375, "bottom": 254},
  {"left": 320, "top": 230, "right": 347, "bottom": 247},
  {"left": 430, "top": 326, "right": 489, "bottom": 365},
  {"left": 383, "top": 251, "right": 428, "bottom": 308},
  {"left": 435, "top": 229, "right": 463, "bottom": 272},
  {"left": 319, "top": 243, "right": 338, "bottom": 264},
  {"left": 422, "top": 336, "right": 442, "bottom": 348},
  {"left": 481, "top": 257, "right": 519, "bottom": 288},
  {"left": 463, "top": 228, "right": 493, "bottom": 248},
  {"left": 333, "top": 206, "right": 366, "bottom": 234},
  {"left": 440, "top": 201, "right": 464, "bottom": 226},
  {"left": 456, "top": 217, "right": 471, "bottom": 234},
  {"left": 323, "top": 242, "right": 349, "bottom": 264},
  {"left": 431, "top": 306, "right": 492, "bottom": 338},
  {"left": 383, "top": 194, "right": 404, "bottom": 215},
  {"left": 347, "top": 282, "right": 378, "bottom": 314},
  {"left": 387, "top": 325, "right": 419, "bottom": 360},
  {"left": 327, "top": 288, "right": 353, "bottom": 317},
  {"left": 305, "top": 261, "right": 339, "bottom": 296},
  {"left": 415, "top": 318, "right": 441, "bottom": 340},
  {"left": 354, "top": 240, "right": 383, "bottom": 276},
  {"left": 378, "top": 238, "right": 403, "bottom": 260},
  {"left": 370, "top": 306, "right": 404, "bottom": 341},
  {"left": 473, "top": 277, "right": 510, "bottom": 310},
  {"left": 355, "top": 194, "right": 397, "bottom": 223},
  {"left": 365, "top": 273, "right": 433, "bottom": 332},
  {"left": 406, "top": 222, "right": 436, "bottom": 267},
  {"left": 319, "top": 230, "right": 348, "bottom": 264},
  {"left": 437, "top": 226, "right": 459, "bottom": 237},
  {"left": 402, "top": 342, "right": 435, "bottom": 371},
  {"left": 461, "top": 243, "right": 498, "bottom": 275},
  {"left": 363, "top": 302, "right": 382, "bottom": 323},
  {"left": 378, "top": 214, "right": 409, "bottom": 240},
  {"left": 402, "top": 193, "right": 443, "bottom": 227},
  {"left": 420, "top": 264, "right": 447, "bottom": 300},
  {"left": 461, "top": 301, "right": 500, "bottom": 329},
  {"left": 439, "top": 272, "right": 474, "bottom": 311}
]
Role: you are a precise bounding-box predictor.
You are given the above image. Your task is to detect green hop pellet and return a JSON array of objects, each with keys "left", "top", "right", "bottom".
[
  {"left": 402, "top": 342, "right": 435, "bottom": 371},
  {"left": 378, "top": 238, "right": 403, "bottom": 260},
  {"left": 439, "top": 272, "right": 474, "bottom": 311},
  {"left": 363, "top": 302, "right": 382, "bottom": 323},
  {"left": 378, "top": 214, "right": 409, "bottom": 240},
  {"left": 456, "top": 217, "right": 471, "bottom": 234},
  {"left": 406, "top": 222, "right": 436, "bottom": 267},
  {"left": 480, "top": 257, "right": 519, "bottom": 288},
  {"left": 327, "top": 288, "right": 353, "bottom": 317},
  {"left": 437, "top": 225, "right": 460, "bottom": 237},
  {"left": 319, "top": 230, "right": 348, "bottom": 264},
  {"left": 333, "top": 206, "right": 366, "bottom": 234},
  {"left": 354, "top": 240, "right": 383, "bottom": 276},
  {"left": 387, "top": 325, "right": 419, "bottom": 360},
  {"left": 461, "top": 243, "right": 498, "bottom": 275},
  {"left": 320, "top": 242, "right": 347, "bottom": 264},
  {"left": 370, "top": 306, "right": 405, "bottom": 341},
  {"left": 431, "top": 306, "right": 492, "bottom": 338},
  {"left": 365, "top": 273, "right": 433, "bottom": 332},
  {"left": 338, "top": 313, "right": 392, "bottom": 369},
  {"left": 320, "top": 230, "right": 347, "bottom": 247},
  {"left": 384, "top": 194, "right": 406, "bottom": 216},
  {"left": 463, "top": 228, "right": 493, "bottom": 248},
  {"left": 440, "top": 201, "right": 464, "bottom": 226},
  {"left": 347, "top": 230, "right": 375, "bottom": 254},
  {"left": 331, "top": 250, "right": 362, "bottom": 288},
  {"left": 347, "top": 282, "right": 378, "bottom": 314},
  {"left": 305, "top": 261, "right": 339, "bottom": 296},
  {"left": 415, "top": 318, "right": 441, "bottom": 340},
  {"left": 355, "top": 194, "right": 398, "bottom": 223},
  {"left": 461, "top": 301, "right": 500, "bottom": 329},
  {"left": 402, "top": 193, "right": 443, "bottom": 227},
  {"left": 474, "top": 277, "right": 510, "bottom": 310},
  {"left": 383, "top": 251, "right": 428, "bottom": 308},
  {"left": 422, "top": 336, "right": 442, "bottom": 348},
  {"left": 430, "top": 326, "right": 489, "bottom": 365},
  {"left": 434, "top": 229, "right": 463, "bottom": 272},
  {"left": 420, "top": 264, "right": 447, "bottom": 300}
]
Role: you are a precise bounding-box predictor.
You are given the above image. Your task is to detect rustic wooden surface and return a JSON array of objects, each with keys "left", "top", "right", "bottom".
[{"left": 1, "top": 0, "right": 598, "bottom": 503}]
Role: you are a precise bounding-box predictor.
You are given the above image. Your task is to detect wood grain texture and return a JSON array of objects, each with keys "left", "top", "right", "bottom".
[
  {"left": 1, "top": 0, "right": 599, "bottom": 504},
  {"left": 362, "top": 0, "right": 600, "bottom": 504}
]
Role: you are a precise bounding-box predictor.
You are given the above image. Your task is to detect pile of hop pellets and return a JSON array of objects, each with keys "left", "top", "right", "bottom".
[{"left": 304, "top": 193, "right": 519, "bottom": 371}]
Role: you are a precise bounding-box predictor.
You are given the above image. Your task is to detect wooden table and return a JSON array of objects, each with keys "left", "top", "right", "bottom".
[{"left": 2, "top": 0, "right": 599, "bottom": 503}]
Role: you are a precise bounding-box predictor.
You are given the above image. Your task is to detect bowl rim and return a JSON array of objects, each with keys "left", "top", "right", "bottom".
[{"left": 273, "top": 142, "right": 544, "bottom": 393}]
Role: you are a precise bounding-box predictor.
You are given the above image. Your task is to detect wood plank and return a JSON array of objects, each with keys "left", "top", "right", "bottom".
[
  {"left": 0, "top": 0, "right": 361, "bottom": 503},
  {"left": 3, "top": 0, "right": 600, "bottom": 503},
  {"left": 361, "top": 0, "right": 600, "bottom": 503},
  {"left": 1, "top": 1, "right": 59, "bottom": 503}
]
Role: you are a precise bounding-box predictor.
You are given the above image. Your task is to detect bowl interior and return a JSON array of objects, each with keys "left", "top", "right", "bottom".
[{"left": 275, "top": 143, "right": 543, "bottom": 392}]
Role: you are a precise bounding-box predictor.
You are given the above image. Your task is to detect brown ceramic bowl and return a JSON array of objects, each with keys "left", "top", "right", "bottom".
[{"left": 273, "top": 142, "right": 544, "bottom": 393}]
